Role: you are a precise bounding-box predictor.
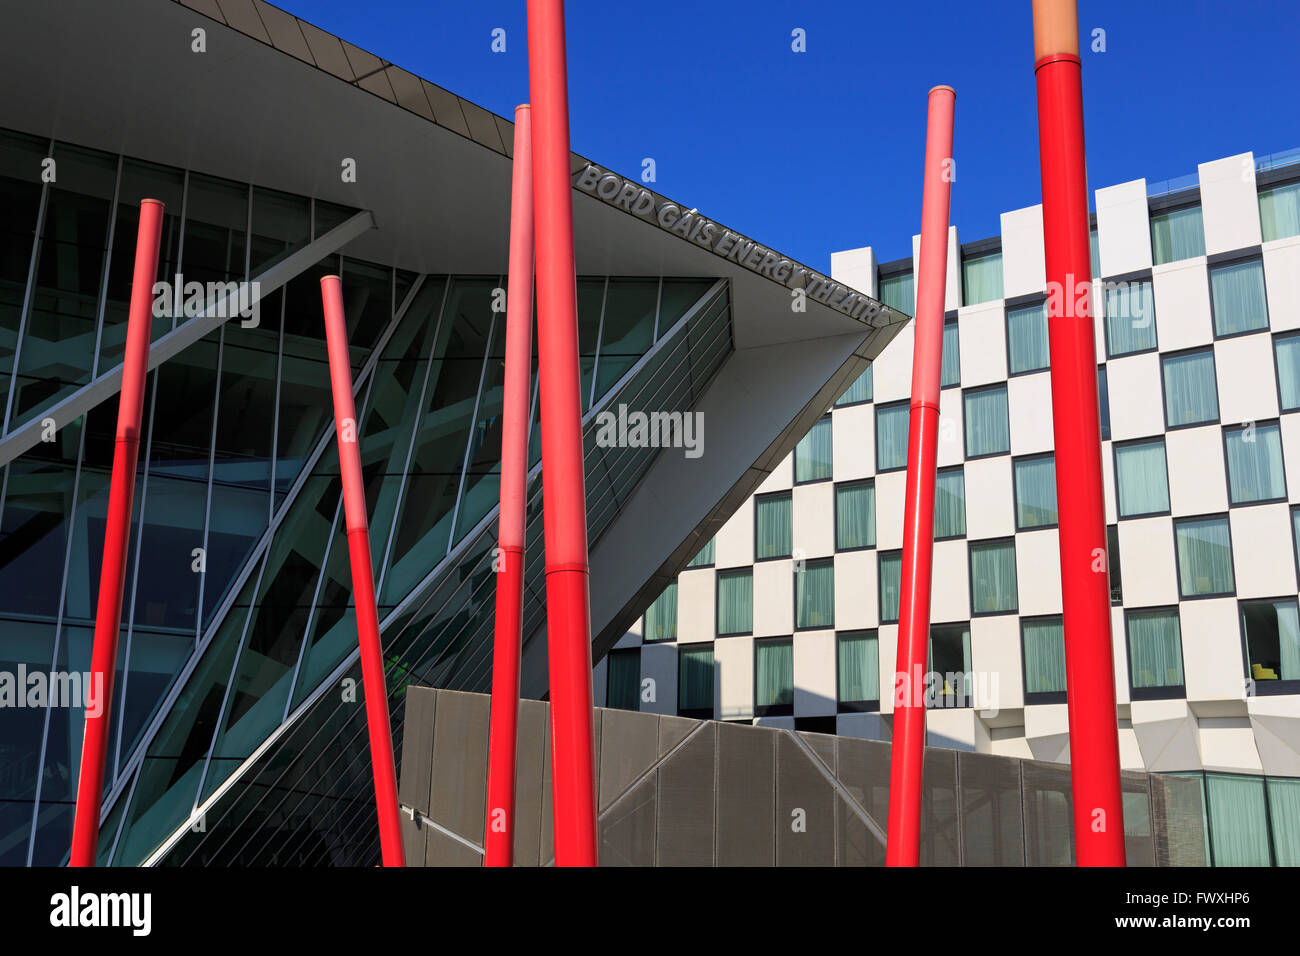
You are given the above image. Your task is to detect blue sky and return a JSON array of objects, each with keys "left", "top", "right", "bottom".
[{"left": 281, "top": 0, "right": 1298, "bottom": 268}]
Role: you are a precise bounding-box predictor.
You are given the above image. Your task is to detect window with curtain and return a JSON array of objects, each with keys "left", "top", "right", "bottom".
[
  {"left": 835, "top": 480, "right": 875, "bottom": 550},
  {"left": 837, "top": 630, "right": 879, "bottom": 708},
  {"left": 1267, "top": 776, "right": 1300, "bottom": 866},
  {"left": 795, "top": 415, "right": 832, "bottom": 482},
  {"left": 1241, "top": 598, "right": 1300, "bottom": 687},
  {"left": 1007, "top": 300, "right": 1049, "bottom": 374},
  {"left": 880, "top": 270, "right": 914, "bottom": 315},
  {"left": 1104, "top": 279, "right": 1157, "bottom": 357},
  {"left": 934, "top": 467, "right": 966, "bottom": 539},
  {"left": 1260, "top": 180, "right": 1300, "bottom": 243},
  {"left": 755, "top": 639, "right": 794, "bottom": 713},
  {"left": 1161, "top": 349, "right": 1219, "bottom": 427},
  {"left": 962, "top": 251, "right": 1003, "bottom": 306},
  {"left": 835, "top": 365, "right": 873, "bottom": 406},
  {"left": 1150, "top": 204, "right": 1206, "bottom": 264},
  {"left": 1206, "top": 773, "right": 1272, "bottom": 866},
  {"left": 1126, "top": 608, "right": 1185, "bottom": 695},
  {"left": 876, "top": 401, "right": 909, "bottom": 471},
  {"left": 796, "top": 558, "right": 834, "bottom": 629},
  {"left": 755, "top": 492, "right": 792, "bottom": 560},
  {"left": 942, "top": 318, "right": 960, "bottom": 387},
  {"left": 716, "top": 568, "right": 753, "bottom": 636},
  {"left": 686, "top": 536, "right": 715, "bottom": 568},
  {"left": 677, "top": 645, "right": 714, "bottom": 716},
  {"left": 1098, "top": 365, "right": 1111, "bottom": 441},
  {"left": 969, "top": 539, "right": 1018, "bottom": 614},
  {"left": 1293, "top": 507, "right": 1300, "bottom": 580},
  {"left": 1014, "top": 455, "right": 1058, "bottom": 529},
  {"left": 1108, "top": 524, "right": 1123, "bottom": 605},
  {"left": 644, "top": 581, "right": 678, "bottom": 642},
  {"left": 879, "top": 551, "right": 902, "bottom": 624},
  {"left": 1224, "top": 422, "right": 1286, "bottom": 504},
  {"left": 1115, "top": 439, "right": 1170, "bottom": 517},
  {"left": 1210, "top": 258, "right": 1269, "bottom": 337},
  {"left": 606, "top": 648, "right": 641, "bottom": 711},
  {"left": 1090, "top": 226, "right": 1101, "bottom": 278},
  {"left": 963, "top": 385, "right": 1010, "bottom": 458},
  {"left": 929, "top": 624, "right": 972, "bottom": 706},
  {"left": 1023, "top": 617, "right": 1066, "bottom": 700},
  {"left": 1174, "top": 516, "right": 1235, "bottom": 597},
  {"left": 1277, "top": 333, "right": 1300, "bottom": 412}
]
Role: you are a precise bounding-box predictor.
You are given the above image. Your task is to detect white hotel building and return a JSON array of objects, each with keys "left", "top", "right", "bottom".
[{"left": 594, "top": 148, "right": 1300, "bottom": 844}]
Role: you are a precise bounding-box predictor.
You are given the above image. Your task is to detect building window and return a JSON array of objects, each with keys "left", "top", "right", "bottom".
[
  {"left": 686, "top": 535, "right": 715, "bottom": 568},
  {"left": 837, "top": 630, "right": 879, "bottom": 711},
  {"left": 876, "top": 401, "right": 909, "bottom": 472},
  {"left": 1260, "top": 180, "right": 1300, "bottom": 242},
  {"left": 754, "top": 638, "right": 794, "bottom": 716},
  {"left": 835, "top": 479, "right": 875, "bottom": 551},
  {"left": 1114, "top": 438, "right": 1170, "bottom": 518},
  {"left": 929, "top": 624, "right": 973, "bottom": 707},
  {"left": 879, "top": 550, "right": 902, "bottom": 624},
  {"left": 1224, "top": 421, "right": 1286, "bottom": 505},
  {"left": 1108, "top": 524, "right": 1123, "bottom": 605},
  {"left": 1098, "top": 365, "right": 1111, "bottom": 441},
  {"left": 755, "top": 491, "right": 792, "bottom": 560},
  {"left": 1174, "top": 515, "right": 1235, "bottom": 598},
  {"left": 1013, "top": 454, "right": 1058, "bottom": 530},
  {"left": 835, "top": 366, "right": 872, "bottom": 406},
  {"left": 716, "top": 568, "right": 753, "bottom": 636},
  {"left": 1022, "top": 616, "right": 1067, "bottom": 703},
  {"left": 794, "top": 415, "right": 832, "bottom": 483},
  {"left": 1104, "top": 279, "right": 1157, "bottom": 358},
  {"left": 1293, "top": 506, "right": 1300, "bottom": 587},
  {"left": 1125, "top": 608, "right": 1185, "bottom": 698},
  {"left": 1210, "top": 258, "right": 1269, "bottom": 337},
  {"left": 606, "top": 648, "right": 641, "bottom": 711},
  {"left": 1242, "top": 598, "right": 1300, "bottom": 691},
  {"left": 963, "top": 384, "right": 1010, "bottom": 458},
  {"left": 1277, "top": 333, "right": 1300, "bottom": 412},
  {"left": 1090, "top": 225, "right": 1101, "bottom": 278},
  {"left": 795, "top": 558, "right": 835, "bottom": 629},
  {"left": 1205, "top": 773, "right": 1274, "bottom": 866},
  {"left": 644, "top": 581, "right": 678, "bottom": 642},
  {"left": 969, "top": 538, "right": 1018, "bottom": 615},
  {"left": 1007, "top": 300, "right": 1049, "bottom": 375},
  {"left": 942, "top": 315, "right": 960, "bottom": 387},
  {"left": 678, "top": 645, "right": 714, "bottom": 718},
  {"left": 935, "top": 466, "right": 966, "bottom": 539},
  {"left": 962, "top": 250, "right": 1003, "bottom": 306},
  {"left": 880, "top": 270, "right": 915, "bottom": 315},
  {"left": 1161, "top": 349, "right": 1219, "bottom": 428},
  {"left": 1150, "top": 204, "right": 1206, "bottom": 265}
]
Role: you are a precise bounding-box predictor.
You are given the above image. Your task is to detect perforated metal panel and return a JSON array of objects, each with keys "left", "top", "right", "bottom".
[
  {"left": 776, "top": 733, "right": 837, "bottom": 865},
  {"left": 1022, "top": 760, "right": 1075, "bottom": 866},
  {"left": 921, "top": 748, "right": 960, "bottom": 866},
  {"left": 1151, "top": 772, "right": 1209, "bottom": 867},
  {"left": 959, "top": 750, "right": 1024, "bottom": 866},
  {"left": 656, "top": 723, "right": 716, "bottom": 866},
  {"left": 716, "top": 722, "right": 776, "bottom": 866},
  {"left": 836, "top": 736, "right": 890, "bottom": 866}
]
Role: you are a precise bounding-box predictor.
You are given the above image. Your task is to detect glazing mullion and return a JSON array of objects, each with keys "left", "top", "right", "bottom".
[
  {"left": 24, "top": 419, "right": 90, "bottom": 865},
  {"left": 587, "top": 275, "right": 609, "bottom": 410},
  {"left": 88, "top": 153, "right": 124, "bottom": 380},
  {"left": 1, "top": 137, "right": 53, "bottom": 436},
  {"left": 652, "top": 275, "right": 663, "bottom": 343},
  {"left": 194, "top": 322, "right": 226, "bottom": 646},
  {"left": 268, "top": 285, "right": 286, "bottom": 526},
  {"left": 446, "top": 293, "right": 500, "bottom": 553},
  {"left": 105, "top": 757, "right": 140, "bottom": 865},
  {"left": 375, "top": 275, "right": 448, "bottom": 597}
]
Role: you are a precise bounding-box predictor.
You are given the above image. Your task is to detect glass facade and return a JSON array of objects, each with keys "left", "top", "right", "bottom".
[{"left": 0, "top": 126, "right": 731, "bottom": 866}]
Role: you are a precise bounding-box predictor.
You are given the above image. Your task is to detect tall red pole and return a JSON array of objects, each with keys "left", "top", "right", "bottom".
[
  {"left": 69, "top": 199, "right": 165, "bottom": 867},
  {"left": 320, "top": 275, "right": 406, "bottom": 867},
  {"left": 484, "top": 104, "right": 534, "bottom": 867},
  {"left": 885, "top": 87, "right": 955, "bottom": 867},
  {"left": 526, "top": 0, "right": 599, "bottom": 866},
  {"left": 1032, "top": 0, "right": 1126, "bottom": 866}
]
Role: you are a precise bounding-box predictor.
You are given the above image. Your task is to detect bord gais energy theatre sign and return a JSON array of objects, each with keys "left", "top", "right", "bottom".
[{"left": 574, "top": 164, "right": 896, "bottom": 328}]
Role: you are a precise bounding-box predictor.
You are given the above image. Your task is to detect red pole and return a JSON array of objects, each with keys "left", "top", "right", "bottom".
[
  {"left": 320, "top": 274, "right": 406, "bottom": 867},
  {"left": 1032, "top": 0, "right": 1126, "bottom": 866},
  {"left": 885, "top": 87, "right": 955, "bottom": 867},
  {"left": 485, "top": 103, "right": 534, "bottom": 867},
  {"left": 69, "top": 199, "right": 165, "bottom": 867},
  {"left": 526, "top": 0, "right": 599, "bottom": 866}
]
